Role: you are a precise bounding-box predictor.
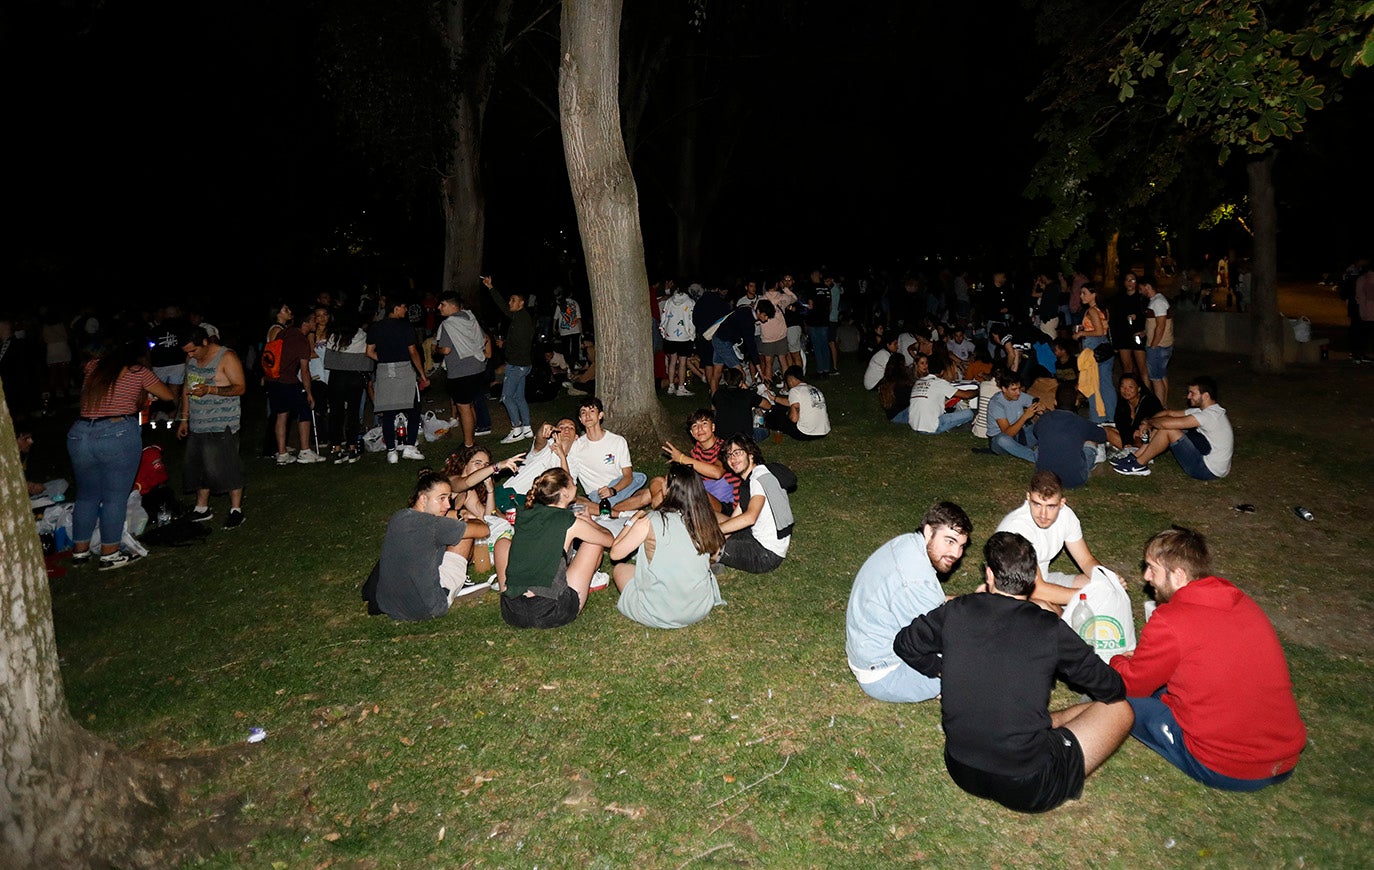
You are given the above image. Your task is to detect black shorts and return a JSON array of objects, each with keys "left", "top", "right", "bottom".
[
  {"left": 184, "top": 429, "right": 244, "bottom": 494},
  {"left": 500, "top": 586, "right": 580, "bottom": 629},
  {"left": 718, "top": 527, "right": 784, "bottom": 574},
  {"left": 267, "top": 381, "right": 310, "bottom": 417},
  {"left": 663, "top": 339, "right": 695, "bottom": 356},
  {"left": 944, "top": 728, "right": 1086, "bottom": 814},
  {"left": 445, "top": 371, "right": 487, "bottom": 405}
]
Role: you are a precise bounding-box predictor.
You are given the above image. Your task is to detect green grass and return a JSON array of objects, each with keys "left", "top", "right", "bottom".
[{"left": 44, "top": 351, "right": 1374, "bottom": 867}]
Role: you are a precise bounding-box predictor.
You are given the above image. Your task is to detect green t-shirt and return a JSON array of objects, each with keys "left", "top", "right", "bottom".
[{"left": 503, "top": 502, "right": 576, "bottom": 598}]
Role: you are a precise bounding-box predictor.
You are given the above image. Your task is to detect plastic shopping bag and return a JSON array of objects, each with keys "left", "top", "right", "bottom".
[{"left": 1060, "top": 565, "right": 1137, "bottom": 662}]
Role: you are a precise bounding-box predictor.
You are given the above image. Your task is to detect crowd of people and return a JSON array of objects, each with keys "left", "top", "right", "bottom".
[{"left": 8, "top": 262, "right": 1313, "bottom": 816}]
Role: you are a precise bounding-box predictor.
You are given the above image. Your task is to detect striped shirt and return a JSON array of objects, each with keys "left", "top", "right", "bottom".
[
  {"left": 81, "top": 360, "right": 162, "bottom": 418},
  {"left": 187, "top": 347, "right": 241, "bottom": 434},
  {"left": 691, "top": 439, "right": 740, "bottom": 505}
]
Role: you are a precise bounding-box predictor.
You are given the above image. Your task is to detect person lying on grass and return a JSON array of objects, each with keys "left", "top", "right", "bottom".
[
  {"left": 370, "top": 471, "right": 490, "bottom": 621},
  {"left": 894, "top": 531, "right": 1133, "bottom": 814},
  {"left": 715, "top": 436, "right": 792, "bottom": 574},
  {"left": 442, "top": 444, "right": 524, "bottom": 576},
  {"left": 608, "top": 463, "right": 726, "bottom": 629},
  {"left": 611, "top": 408, "right": 738, "bottom": 516},
  {"left": 494, "top": 467, "right": 613, "bottom": 629}
]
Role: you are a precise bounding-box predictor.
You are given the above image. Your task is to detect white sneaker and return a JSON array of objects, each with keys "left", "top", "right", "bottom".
[
  {"left": 589, "top": 570, "right": 610, "bottom": 591},
  {"left": 1095, "top": 443, "right": 1107, "bottom": 465},
  {"left": 296, "top": 449, "right": 326, "bottom": 464},
  {"left": 386, "top": 449, "right": 399, "bottom": 464},
  {"left": 400, "top": 445, "right": 426, "bottom": 460},
  {"left": 275, "top": 452, "right": 295, "bottom": 465},
  {"left": 520, "top": 426, "right": 535, "bottom": 438},
  {"left": 500, "top": 430, "right": 525, "bottom": 444},
  {"left": 456, "top": 576, "right": 492, "bottom": 597},
  {"left": 677, "top": 385, "right": 693, "bottom": 396}
]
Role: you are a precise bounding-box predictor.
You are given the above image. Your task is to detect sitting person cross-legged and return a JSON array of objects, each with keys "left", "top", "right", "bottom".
[
  {"left": 565, "top": 396, "right": 648, "bottom": 509},
  {"left": 716, "top": 435, "right": 793, "bottom": 574},
  {"left": 367, "top": 471, "right": 491, "bottom": 621},
  {"left": 986, "top": 366, "right": 1043, "bottom": 463},
  {"left": 608, "top": 463, "right": 727, "bottom": 629},
  {"left": 1112, "top": 375, "right": 1232, "bottom": 480},
  {"left": 495, "top": 467, "right": 613, "bottom": 629},
  {"left": 442, "top": 444, "right": 525, "bottom": 587},
  {"left": 894, "top": 531, "right": 1134, "bottom": 814},
  {"left": 908, "top": 352, "right": 977, "bottom": 435},
  {"left": 1104, "top": 373, "right": 1163, "bottom": 456}
]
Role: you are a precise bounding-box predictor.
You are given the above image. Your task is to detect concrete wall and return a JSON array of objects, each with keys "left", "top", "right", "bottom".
[{"left": 1173, "top": 308, "right": 1326, "bottom": 364}]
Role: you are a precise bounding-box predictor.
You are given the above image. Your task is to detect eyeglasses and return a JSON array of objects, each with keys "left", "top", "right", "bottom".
[{"left": 725, "top": 449, "right": 747, "bottom": 459}]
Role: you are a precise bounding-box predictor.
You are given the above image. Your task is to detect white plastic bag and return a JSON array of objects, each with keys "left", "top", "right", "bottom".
[
  {"left": 362, "top": 426, "right": 386, "bottom": 453},
  {"left": 1287, "top": 316, "right": 1312, "bottom": 343},
  {"left": 1061, "top": 565, "right": 1137, "bottom": 662},
  {"left": 421, "top": 410, "right": 450, "bottom": 442}
]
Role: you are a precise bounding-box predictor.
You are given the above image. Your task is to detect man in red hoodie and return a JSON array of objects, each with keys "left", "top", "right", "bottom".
[{"left": 1111, "top": 528, "right": 1306, "bottom": 790}]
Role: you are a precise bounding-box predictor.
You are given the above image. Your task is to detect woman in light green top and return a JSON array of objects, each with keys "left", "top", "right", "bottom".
[{"left": 610, "top": 463, "right": 726, "bottom": 629}]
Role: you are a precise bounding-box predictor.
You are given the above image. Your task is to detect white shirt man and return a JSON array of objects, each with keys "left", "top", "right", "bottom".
[
  {"left": 995, "top": 471, "right": 1103, "bottom": 606},
  {"left": 1113, "top": 376, "right": 1233, "bottom": 480},
  {"left": 907, "top": 354, "right": 976, "bottom": 434},
  {"left": 565, "top": 398, "right": 647, "bottom": 507}
]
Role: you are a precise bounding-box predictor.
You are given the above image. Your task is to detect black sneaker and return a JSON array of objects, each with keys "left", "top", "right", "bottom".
[
  {"left": 189, "top": 507, "right": 214, "bottom": 522},
  {"left": 223, "top": 510, "right": 246, "bottom": 530},
  {"left": 98, "top": 551, "right": 140, "bottom": 571}
]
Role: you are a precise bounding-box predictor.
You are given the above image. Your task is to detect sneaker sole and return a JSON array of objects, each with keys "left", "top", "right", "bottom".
[
  {"left": 456, "top": 580, "right": 492, "bottom": 597},
  {"left": 1112, "top": 466, "right": 1151, "bottom": 476}
]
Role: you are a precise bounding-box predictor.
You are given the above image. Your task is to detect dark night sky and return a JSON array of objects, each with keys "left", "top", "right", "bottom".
[{"left": 6, "top": 1, "right": 1371, "bottom": 310}]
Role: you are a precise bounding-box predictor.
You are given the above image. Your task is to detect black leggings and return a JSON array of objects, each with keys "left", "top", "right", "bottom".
[
  {"left": 381, "top": 406, "right": 420, "bottom": 448},
  {"left": 327, "top": 370, "right": 367, "bottom": 447}
]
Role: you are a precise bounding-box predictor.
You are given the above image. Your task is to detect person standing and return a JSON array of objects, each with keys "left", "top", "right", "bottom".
[
  {"left": 68, "top": 341, "right": 175, "bottom": 569},
  {"left": 435, "top": 291, "right": 488, "bottom": 448},
  {"left": 659, "top": 283, "right": 697, "bottom": 396},
  {"left": 485, "top": 275, "right": 534, "bottom": 443},
  {"left": 555, "top": 289, "right": 584, "bottom": 366},
  {"left": 264, "top": 302, "right": 325, "bottom": 465},
  {"left": 366, "top": 296, "right": 430, "bottom": 464},
  {"left": 177, "top": 325, "right": 247, "bottom": 529},
  {"left": 1141, "top": 277, "right": 1173, "bottom": 404}
]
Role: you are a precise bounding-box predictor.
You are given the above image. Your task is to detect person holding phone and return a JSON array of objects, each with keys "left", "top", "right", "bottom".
[{"left": 986, "top": 368, "right": 1042, "bottom": 463}]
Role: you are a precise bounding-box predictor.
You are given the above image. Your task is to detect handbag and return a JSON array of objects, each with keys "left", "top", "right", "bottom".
[{"left": 1092, "top": 341, "right": 1115, "bottom": 362}]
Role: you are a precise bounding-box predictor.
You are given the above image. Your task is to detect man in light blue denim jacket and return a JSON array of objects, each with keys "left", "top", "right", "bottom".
[{"left": 845, "top": 502, "right": 973, "bottom": 702}]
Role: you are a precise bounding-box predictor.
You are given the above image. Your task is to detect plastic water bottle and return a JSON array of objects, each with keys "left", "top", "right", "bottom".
[
  {"left": 157, "top": 505, "right": 171, "bottom": 527},
  {"left": 1070, "top": 593, "right": 1095, "bottom": 638},
  {"left": 394, "top": 413, "right": 407, "bottom": 443}
]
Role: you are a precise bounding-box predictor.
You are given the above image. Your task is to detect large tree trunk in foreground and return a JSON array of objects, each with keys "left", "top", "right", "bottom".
[
  {"left": 442, "top": 97, "right": 486, "bottom": 309},
  {"left": 559, "top": 0, "right": 668, "bottom": 441},
  {"left": 0, "top": 385, "right": 239, "bottom": 867},
  {"left": 1247, "top": 151, "right": 1284, "bottom": 374}
]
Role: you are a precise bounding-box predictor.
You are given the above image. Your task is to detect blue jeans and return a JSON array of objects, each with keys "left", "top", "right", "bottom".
[
  {"left": 808, "top": 326, "right": 833, "bottom": 373},
  {"left": 991, "top": 427, "right": 1038, "bottom": 463},
  {"left": 67, "top": 417, "right": 143, "bottom": 547},
  {"left": 933, "top": 408, "right": 975, "bottom": 434},
  {"left": 502, "top": 364, "right": 531, "bottom": 428},
  {"left": 857, "top": 663, "right": 940, "bottom": 703},
  {"left": 1083, "top": 338, "right": 1117, "bottom": 423},
  {"left": 1128, "top": 692, "right": 1294, "bottom": 791},
  {"left": 605, "top": 472, "right": 649, "bottom": 507},
  {"left": 890, "top": 408, "right": 910, "bottom": 425}
]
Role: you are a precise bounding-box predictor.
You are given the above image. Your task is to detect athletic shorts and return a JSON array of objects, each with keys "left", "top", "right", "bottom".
[
  {"left": 267, "top": 381, "right": 310, "bottom": 417},
  {"left": 944, "top": 727, "right": 1086, "bottom": 814},
  {"left": 663, "top": 339, "right": 694, "bottom": 356},
  {"left": 786, "top": 325, "right": 803, "bottom": 353},
  {"left": 445, "top": 371, "right": 487, "bottom": 405},
  {"left": 759, "top": 337, "right": 789, "bottom": 357},
  {"left": 184, "top": 429, "right": 244, "bottom": 493},
  {"left": 500, "top": 585, "right": 580, "bottom": 629}
]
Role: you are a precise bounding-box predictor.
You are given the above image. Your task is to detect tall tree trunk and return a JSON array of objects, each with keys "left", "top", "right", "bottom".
[
  {"left": 442, "top": 97, "right": 485, "bottom": 308},
  {"left": 1247, "top": 151, "right": 1283, "bottom": 373},
  {"left": 1105, "top": 231, "right": 1120, "bottom": 289},
  {"left": 559, "top": 0, "right": 668, "bottom": 441}
]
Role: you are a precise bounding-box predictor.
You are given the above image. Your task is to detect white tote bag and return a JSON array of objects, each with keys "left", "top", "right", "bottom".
[{"left": 1060, "top": 565, "right": 1137, "bottom": 662}]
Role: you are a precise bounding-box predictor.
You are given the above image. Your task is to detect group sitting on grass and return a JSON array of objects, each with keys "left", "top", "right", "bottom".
[
  {"left": 368, "top": 400, "right": 792, "bottom": 630},
  {"left": 845, "top": 474, "right": 1306, "bottom": 813}
]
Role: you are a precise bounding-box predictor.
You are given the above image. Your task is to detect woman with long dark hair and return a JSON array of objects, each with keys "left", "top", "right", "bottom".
[
  {"left": 609, "top": 463, "right": 726, "bottom": 628},
  {"left": 68, "top": 341, "right": 175, "bottom": 569},
  {"left": 495, "top": 467, "right": 613, "bottom": 628},
  {"left": 875, "top": 352, "right": 915, "bottom": 424},
  {"left": 324, "top": 306, "right": 374, "bottom": 463}
]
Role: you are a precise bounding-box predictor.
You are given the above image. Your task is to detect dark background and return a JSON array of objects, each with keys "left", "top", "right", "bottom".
[{"left": 6, "top": 0, "right": 1371, "bottom": 312}]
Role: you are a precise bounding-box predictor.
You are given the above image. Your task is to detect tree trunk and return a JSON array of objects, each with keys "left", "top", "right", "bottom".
[
  {"left": 1105, "top": 231, "right": 1120, "bottom": 289},
  {"left": 0, "top": 386, "right": 243, "bottom": 867},
  {"left": 441, "top": 97, "right": 486, "bottom": 309},
  {"left": 1247, "top": 151, "right": 1284, "bottom": 374},
  {"left": 559, "top": 0, "right": 668, "bottom": 442}
]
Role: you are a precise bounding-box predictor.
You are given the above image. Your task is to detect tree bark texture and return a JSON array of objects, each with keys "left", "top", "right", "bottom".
[
  {"left": 0, "top": 384, "right": 232, "bottom": 867},
  {"left": 1247, "top": 151, "right": 1284, "bottom": 374},
  {"left": 559, "top": 0, "right": 668, "bottom": 441}
]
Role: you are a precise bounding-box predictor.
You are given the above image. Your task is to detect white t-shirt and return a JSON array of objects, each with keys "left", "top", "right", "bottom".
[
  {"left": 995, "top": 501, "right": 1084, "bottom": 580},
  {"left": 506, "top": 442, "right": 563, "bottom": 494},
  {"left": 896, "top": 332, "right": 919, "bottom": 366},
  {"left": 567, "top": 430, "right": 632, "bottom": 495},
  {"left": 947, "top": 338, "right": 975, "bottom": 361},
  {"left": 745, "top": 465, "right": 789, "bottom": 558},
  {"left": 908, "top": 375, "right": 957, "bottom": 433},
  {"left": 863, "top": 348, "right": 891, "bottom": 390},
  {"left": 788, "top": 383, "right": 831, "bottom": 436},
  {"left": 1185, "top": 403, "right": 1233, "bottom": 477},
  {"left": 1146, "top": 294, "right": 1174, "bottom": 347}
]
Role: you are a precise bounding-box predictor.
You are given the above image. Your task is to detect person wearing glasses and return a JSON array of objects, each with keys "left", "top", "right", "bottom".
[{"left": 716, "top": 435, "right": 793, "bottom": 574}]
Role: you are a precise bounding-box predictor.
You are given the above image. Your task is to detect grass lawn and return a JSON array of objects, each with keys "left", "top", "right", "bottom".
[{"left": 45, "top": 350, "right": 1374, "bottom": 867}]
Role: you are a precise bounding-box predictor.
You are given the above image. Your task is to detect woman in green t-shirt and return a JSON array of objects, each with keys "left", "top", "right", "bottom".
[{"left": 496, "top": 468, "right": 613, "bottom": 629}]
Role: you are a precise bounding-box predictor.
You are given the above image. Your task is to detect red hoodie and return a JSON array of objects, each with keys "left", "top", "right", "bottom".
[{"left": 1111, "top": 576, "right": 1306, "bottom": 780}]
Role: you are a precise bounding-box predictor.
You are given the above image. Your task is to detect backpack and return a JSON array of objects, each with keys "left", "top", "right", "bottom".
[{"left": 260, "top": 334, "right": 284, "bottom": 380}]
